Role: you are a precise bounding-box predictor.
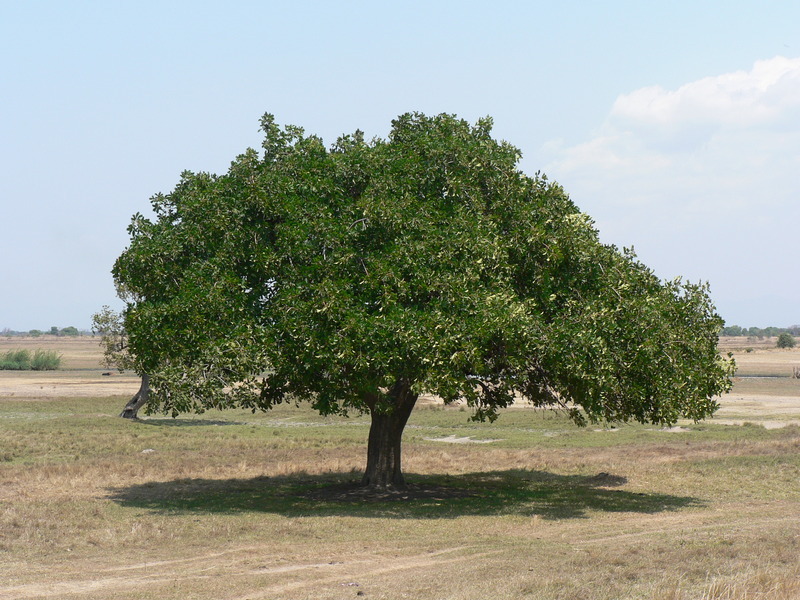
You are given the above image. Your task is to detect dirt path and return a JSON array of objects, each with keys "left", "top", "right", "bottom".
[
  {"left": 0, "top": 546, "right": 492, "bottom": 599},
  {"left": 3, "top": 504, "right": 796, "bottom": 600}
]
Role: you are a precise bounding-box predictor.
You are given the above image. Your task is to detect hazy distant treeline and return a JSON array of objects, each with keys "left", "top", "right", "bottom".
[
  {"left": 1, "top": 326, "right": 86, "bottom": 337},
  {"left": 3, "top": 324, "right": 797, "bottom": 339},
  {"left": 721, "top": 325, "right": 800, "bottom": 337}
]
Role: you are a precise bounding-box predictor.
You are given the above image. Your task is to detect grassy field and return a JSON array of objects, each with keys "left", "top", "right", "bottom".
[{"left": 1, "top": 337, "right": 799, "bottom": 599}]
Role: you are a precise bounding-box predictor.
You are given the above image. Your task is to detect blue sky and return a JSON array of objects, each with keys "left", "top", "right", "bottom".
[{"left": 2, "top": 1, "right": 799, "bottom": 330}]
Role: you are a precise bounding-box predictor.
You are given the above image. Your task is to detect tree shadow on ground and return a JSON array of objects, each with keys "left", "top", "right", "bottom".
[
  {"left": 134, "top": 417, "right": 246, "bottom": 427},
  {"left": 107, "top": 469, "right": 701, "bottom": 520}
]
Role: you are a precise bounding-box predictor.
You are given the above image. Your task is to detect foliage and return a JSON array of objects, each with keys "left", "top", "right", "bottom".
[
  {"left": 113, "top": 113, "right": 734, "bottom": 482},
  {"left": 91, "top": 306, "right": 135, "bottom": 371},
  {"left": 720, "top": 325, "right": 744, "bottom": 336},
  {"left": 721, "top": 324, "right": 800, "bottom": 338},
  {"left": 31, "top": 326, "right": 82, "bottom": 337},
  {"left": 30, "top": 349, "right": 62, "bottom": 370},
  {"left": 0, "top": 349, "right": 61, "bottom": 370},
  {"left": 0, "top": 349, "right": 30, "bottom": 370},
  {"left": 776, "top": 333, "right": 796, "bottom": 349},
  {"left": 0, "top": 328, "right": 88, "bottom": 337}
]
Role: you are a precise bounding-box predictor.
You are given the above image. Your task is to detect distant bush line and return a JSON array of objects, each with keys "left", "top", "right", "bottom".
[
  {"left": 720, "top": 325, "right": 800, "bottom": 338},
  {"left": 1, "top": 326, "right": 86, "bottom": 337},
  {"left": 3, "top": 324, "right": 797, "bottom": 340},
  {"left": 0, "top": 349, "right": 62, "bottom": 370}
]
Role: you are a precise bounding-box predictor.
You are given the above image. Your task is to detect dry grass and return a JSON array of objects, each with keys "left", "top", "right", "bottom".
[
  {"left": 712, "top": 344, "right": 800, "bottom": 429},
  {"left": 1, "top": 340, "right": 799, "bottom": 599},
  {"left": 0, "top": 337, "right": 140, "bottom": 400},
  {"left": 720, "top": 337, "right": 800, "bottom": 376},
  {"left": 0, "top": 336, "right": 107, "bottom": 370}
]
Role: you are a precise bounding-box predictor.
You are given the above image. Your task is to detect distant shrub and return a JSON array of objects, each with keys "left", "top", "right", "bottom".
[
  {"left": 0, "top": 350, "right": 31, "bottom": 370},
  {"left": 777, "top": 333, "right": 796, "bottom": 349},
  {"left": 721, "top": 325, "right": 744, "bottom": 336},
  {"left": 31, "top": 349, "right": 62, "bottom": 370},
  {"left": 0, "top": 349, "right": 61, "bottom": 370}
]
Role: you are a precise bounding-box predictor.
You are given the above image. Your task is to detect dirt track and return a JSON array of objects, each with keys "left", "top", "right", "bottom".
[
  {"left": 0, "top": 546, "right": 494, "bottom": 599},
  {"left": 2, "top": 506, "right": 796, "bottom": 600}
]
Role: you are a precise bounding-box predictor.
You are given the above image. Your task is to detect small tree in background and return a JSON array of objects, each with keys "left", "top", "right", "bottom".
[
  {"left": 91, "top": 306, "right": 149, "bottom": 419},
  {"left": 777, "top": 333, "right": 796, "bottom": 349}
]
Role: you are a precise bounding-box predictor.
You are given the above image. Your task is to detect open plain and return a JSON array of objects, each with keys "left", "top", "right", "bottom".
[{"left": 1, "top": 336, "right": 798, "bottom": 599}]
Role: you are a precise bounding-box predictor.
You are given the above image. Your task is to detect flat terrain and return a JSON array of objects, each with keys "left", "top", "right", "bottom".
[{"left": 1, "top": 337, "right": 799, "bottom": 599}]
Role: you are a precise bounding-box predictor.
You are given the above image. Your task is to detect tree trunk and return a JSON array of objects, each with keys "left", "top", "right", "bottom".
[
  {"left": 120, "top": 373, "right": 150, "bottom": 419},
  {"left": 361, "top": 380, "right": 418, "bottom": 489}
]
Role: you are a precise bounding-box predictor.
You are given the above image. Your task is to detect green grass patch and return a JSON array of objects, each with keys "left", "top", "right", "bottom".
[
  {"left": 30, "top": 348, "right": 62, "bottom": 370},
  {"left": 0, "top": 348, "right": 61, "bottom": 370},
  {"left": 0, "top": 349, "right": 31, "bottom": 370},
  {"left": 1, "top": 397, "right": 794, "bottom": 466}
]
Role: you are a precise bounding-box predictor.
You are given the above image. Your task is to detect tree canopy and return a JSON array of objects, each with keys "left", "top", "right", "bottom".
[{"left": 113, "top": 112, "right": 734, "bottom": 488}]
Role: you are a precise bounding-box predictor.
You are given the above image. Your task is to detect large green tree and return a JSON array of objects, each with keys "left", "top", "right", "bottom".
[{"left": 113, "top": 113, "right": 734, "bottom": 488}]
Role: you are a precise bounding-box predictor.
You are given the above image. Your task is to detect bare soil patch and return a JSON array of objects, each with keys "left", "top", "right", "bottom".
[
  {"left": 0, "top": 369, "right": 140, "bottom": 399},
  {"left": 424, "top": 434, "right": 501, "bottom": 444}
]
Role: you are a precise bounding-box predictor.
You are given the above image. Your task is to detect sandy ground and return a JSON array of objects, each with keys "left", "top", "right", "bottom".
[
  {"left": 0, "top": 370, "right": 141, "bottom": 399},
  {"left": 712, "top": 394, "right": 800, "bottom": 428}
]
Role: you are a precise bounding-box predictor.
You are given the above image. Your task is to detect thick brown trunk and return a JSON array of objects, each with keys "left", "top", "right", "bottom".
[
  {"left": 361, "top": 380, "right": 418, "bottom": 489},
  {"left": 120, "top": 373, "right": 150, "bottom": 419}
]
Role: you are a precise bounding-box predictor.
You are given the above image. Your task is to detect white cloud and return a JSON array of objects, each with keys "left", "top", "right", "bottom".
[
  {"left": 542, "top": 56, "right": 800, "bottom": 325},
  {"left": 612, "top": 56, "right": 800, "bottom": 130},
  {"left": 547, "top": 55, "right": 800, "bottom": 215}
]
